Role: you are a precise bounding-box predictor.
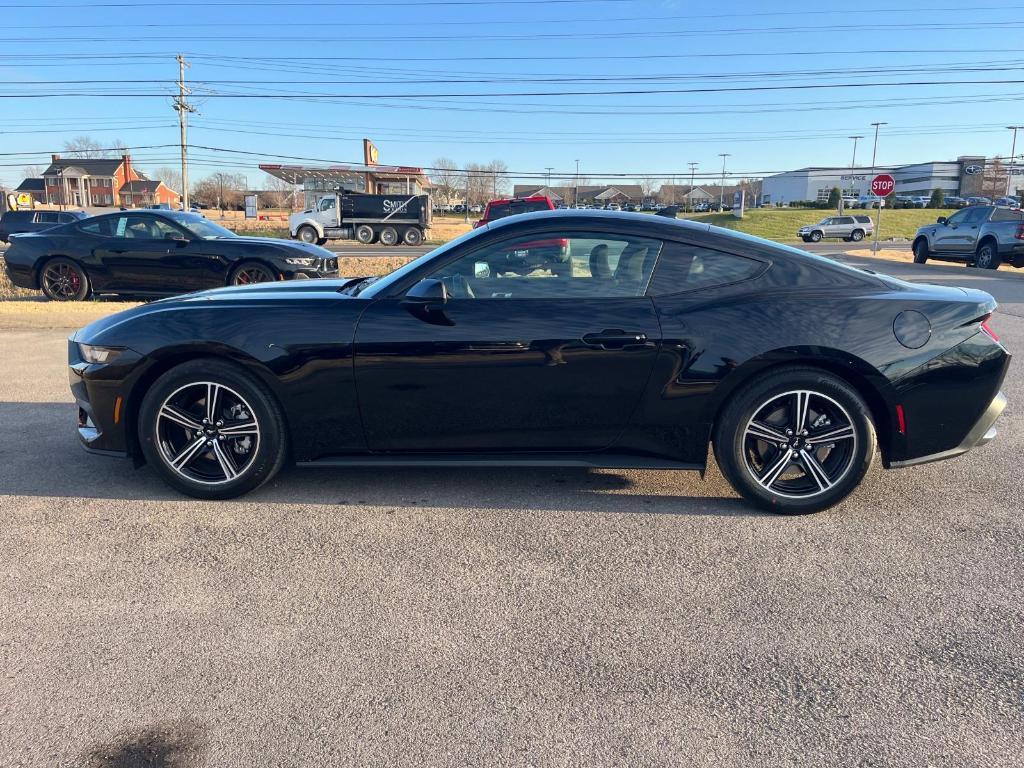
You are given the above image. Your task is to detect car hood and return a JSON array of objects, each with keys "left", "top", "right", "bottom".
[
  {"left": 73, "top": 278, "right": 361, "bottom": 343},
  {"left": 217, "top": 236, "right": 334, "bottom": 256}
]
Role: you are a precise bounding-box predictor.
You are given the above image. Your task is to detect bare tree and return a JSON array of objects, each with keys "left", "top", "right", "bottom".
[
  {"left": 637, "top": 176, "right": 659, "bottom": 201},
  {"left": 150, "top": 166, "right": 183, "bottom": 194},
  {"left": 192, "top": 172, "right": 248, "bottom": 210},
  {"left": 22, "top": 165, "right": 43, "bottom": 179},
  {"left": 980, "top": 159, "right": 1008, "bottom": 199},
  {"left": 430, "top": 157, "right": 461, "bottom": 207},
  {"left": 261, "top": 173, "right": 297, "bottom": 209},
  {"left": 485, "top": 159, "right": 510, "bottom": 199},
  {"left": 63, "top": 135, "right": 129, "bottom": 159}
]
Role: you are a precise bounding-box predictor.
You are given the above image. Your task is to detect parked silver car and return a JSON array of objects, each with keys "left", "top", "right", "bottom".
[{"left": 798, "top": 215, "right": 874, "bottom": 243}]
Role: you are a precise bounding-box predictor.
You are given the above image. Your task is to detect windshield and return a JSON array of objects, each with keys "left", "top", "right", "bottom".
[
  {"left": 359, "top": 226, "right": 484, "bottom": 298},
  {"left": 174, "top": 214, "right": 237, "bottom": 240}
]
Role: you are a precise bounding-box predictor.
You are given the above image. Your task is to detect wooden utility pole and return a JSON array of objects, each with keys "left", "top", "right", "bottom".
[{"left": 173, "top": 55, "right": 196, "bottom": 210}]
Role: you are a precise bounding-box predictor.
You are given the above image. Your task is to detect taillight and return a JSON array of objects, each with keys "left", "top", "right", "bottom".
[
  {"left": 1015, "top": 225, "right": 1024, "bottom": 240},
  {"left": 981, "top": 314, "right": 1000, "bottom": 342}
]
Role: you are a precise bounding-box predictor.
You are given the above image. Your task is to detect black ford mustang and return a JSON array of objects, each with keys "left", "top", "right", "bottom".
[
  {"left": 68, "top": 210, "right": 1009, "bottom": 514},
  {"left": 3, "top": 210, "right": 338, "bottom": 300}
]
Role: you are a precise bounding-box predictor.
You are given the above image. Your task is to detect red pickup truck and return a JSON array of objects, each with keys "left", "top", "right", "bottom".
[{"left": 474, "top": 196, "right": 556, "bottom": 228}]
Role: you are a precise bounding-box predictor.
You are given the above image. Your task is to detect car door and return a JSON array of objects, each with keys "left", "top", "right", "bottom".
[
  {"left": 932, "top": 208, "right": 973, "bottom": 254},
  {"left": 93, "top": 214, "right": 192, "bottom": 292},
  {"left": 958, "top": 206, "right": 991, "bottom": 252},
  {"left": 353, "top": 228, "right": 664, "bottom": 453}
]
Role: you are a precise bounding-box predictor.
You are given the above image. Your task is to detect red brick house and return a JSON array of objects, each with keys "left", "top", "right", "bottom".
[
  {"left": 40, "top": 153, "right": 179, "bottom": 208},
  {"left": 119, "top": 180, "right": 181, "bottom": 208}
]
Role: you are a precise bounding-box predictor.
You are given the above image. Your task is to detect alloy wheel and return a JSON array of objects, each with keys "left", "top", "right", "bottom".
[
  {"left": 155, "top": 382, "right": 261, "bottom": 485},
  {"left": 234, "top": 266, "right": 273, "bottom": 285},
  {"left": 43, "top": 262, "right": 83, "bottom": 299},
  {"left": 742, "top": 389, "right": 858, "bottom": 499}
]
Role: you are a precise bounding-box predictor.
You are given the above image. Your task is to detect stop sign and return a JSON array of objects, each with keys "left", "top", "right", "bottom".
[{"left": 871, "top": 174, "right": 895, "bottom": 197}]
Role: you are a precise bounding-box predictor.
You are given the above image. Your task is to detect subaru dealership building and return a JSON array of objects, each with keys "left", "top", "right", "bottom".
[{"left": 760, "top": 156, "right": 1005, "bottom": 205}]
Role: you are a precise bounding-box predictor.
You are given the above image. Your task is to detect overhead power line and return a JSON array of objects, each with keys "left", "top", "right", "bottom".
[{"left": 3, "top": 77, "right": 1024, "bottom": 98}]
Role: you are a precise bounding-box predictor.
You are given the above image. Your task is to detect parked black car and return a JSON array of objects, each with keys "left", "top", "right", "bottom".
[
  {"left": 68, "top": 210, "right": 1008, "bottom": 514},
  {"left": 3, "top": 210, "right": 339, "bottom": 300},
  {"left": 0, "top": 209, "right": 88, "bottom": 242}
]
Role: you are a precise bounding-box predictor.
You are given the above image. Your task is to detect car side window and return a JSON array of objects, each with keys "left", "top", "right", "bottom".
[
  {"left": 424, "top": 232, "right": 662, "bottom": 299},
  {"left": 992, "top": 207, "right": 1024, "bottom": 222},
  {"left": 318, "top": 198, "right": 336, "bottom": 212},
  {"left": 964, "top": 207, "right": 990, "bottom": 225},
  {"left": 647, "top": 242, "right": 763, "bottom": 296},
  {"left": 79, "top": 218, "right": 114, "bottom": 236},
  {"left": 945, "top": 209, "right": 970, "bottom": 226},
  {"left": 35, "top": 212, "right": 58, "bottom": 224},
  {"left": 109, "top": 215, "right": 179, "bottom": 239}
]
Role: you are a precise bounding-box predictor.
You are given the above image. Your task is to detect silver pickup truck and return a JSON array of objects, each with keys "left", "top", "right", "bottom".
[{"left": 912, "top": 205, "right": 1024, "bottom": 269}]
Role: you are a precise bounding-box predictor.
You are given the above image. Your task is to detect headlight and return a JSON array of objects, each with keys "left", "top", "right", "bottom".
[
  {"left": 284, "top": 257, "right": 317, "bottom": 266},
  {"left": 78, "top": 343, "right": 124, "bottom": 364}
]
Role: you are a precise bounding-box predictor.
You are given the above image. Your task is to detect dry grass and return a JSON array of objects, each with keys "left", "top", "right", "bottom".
[{"left": 0, "top": 298, "right": 140, "bottom": 329}]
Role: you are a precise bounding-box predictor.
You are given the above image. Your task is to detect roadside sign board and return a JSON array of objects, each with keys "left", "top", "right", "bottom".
[
  {"left": 732, "top": 189, "right": 744, "bottom": 218},
  {"left": 244, "top": 194, "right": 258, "bottom": 219},
  {"left": 871, "top": 174, "right": 895, "bottom": 197}
]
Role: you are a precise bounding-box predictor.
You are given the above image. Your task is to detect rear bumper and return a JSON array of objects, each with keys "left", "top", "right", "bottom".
[{"left": 891, "top": 391, "right": 1006, "bottom": 468}]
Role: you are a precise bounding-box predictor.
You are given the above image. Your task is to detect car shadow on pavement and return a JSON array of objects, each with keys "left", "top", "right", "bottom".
[
  {"left": 78, "top": 719, "right": 207, "bottom": 768},
  {"left": 0, "top": 402, "right": 755, "bottom": 517}
]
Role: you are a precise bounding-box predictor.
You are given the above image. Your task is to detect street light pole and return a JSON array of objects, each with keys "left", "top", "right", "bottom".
[
  {"left": 1007, "top": 126, "right": 1023, "bottom": 197},
  {"left": 848, "top": 135, "right": 863, "bottom": 168},
  {"left": 545, "top": 166, "right": 553, "bottom": 189},
  {"left": 718, "top": 153, "right": 730, "bottom": 211},
  {"left": 870, "top": 122, "right": 887, "bottom": 252},
  {"left": 687, "top": 162, "right": 698, "bottom": 213},
  {"left": 574, "top": 159, "right": 580, "bottom": 207}
]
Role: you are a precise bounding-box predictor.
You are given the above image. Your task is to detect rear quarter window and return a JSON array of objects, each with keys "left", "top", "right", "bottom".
[
  {"left": 991, "top": 207, "right": 1023, "bottom": 222},
  {"left": 647, "top": 242, "right": 764, "bottom": 296}
]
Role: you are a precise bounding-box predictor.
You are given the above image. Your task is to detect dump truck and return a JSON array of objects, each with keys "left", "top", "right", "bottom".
[{"left": 288, "top": 190, "right": 431, "bottom": 247}]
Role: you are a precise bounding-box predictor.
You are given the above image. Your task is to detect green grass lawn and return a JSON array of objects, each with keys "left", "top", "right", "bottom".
[{"left": 681, "top": 208, "right": 952, "bottom": 242}]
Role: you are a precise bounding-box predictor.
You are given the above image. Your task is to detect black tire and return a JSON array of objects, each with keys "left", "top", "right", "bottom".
[
  {"left": 850, "top": 229, "right": 865, "bottom": 242},
  {"left": 913, "top": 240, "right": 929, "bottom": 264},
  {"left": 809, "top": 231, "right": 823, "bottom": 242},
  {"left": 801, "top": 236, "right": 811, "bottom": 243},
  {"left": 296, "top": 226, "right": 319, "bottom": 244},
  {"left": 974, "top": 241, "right": 1001, "bottom": 270},
  {"left": 402, "top": 226, "right": 423, "bottom": 246},
  {"left": 379, "top": 226, "right": 399, "bottom": 246},
  {"left": 230, "top": 261, "right": 276, "bottom": 286},
  {"left": 355, "top": 225, "right": 375, "bottom": 244},
  {"left": 137, "top": 359, "right": 288, "bottom": 500},
  {"left": 713, "top": 367, "right": 876, "bottom": 515},
  {"left": 40, "top": 257, "right": 91, "bottom": 301}
]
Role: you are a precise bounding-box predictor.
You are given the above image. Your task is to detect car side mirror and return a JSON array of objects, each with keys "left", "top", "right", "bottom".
[
  {"left": 936, "top": 216, "right": 947, "bottom": 225},
  {"left": 400, "top": 278, "right": 453, "bottom": 325},
  {"left": 164, "top": 231, "right": 188, "bottom": 242}
]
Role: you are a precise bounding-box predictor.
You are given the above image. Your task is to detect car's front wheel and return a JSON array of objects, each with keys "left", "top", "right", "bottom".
[
  {"left": 41, "top": 257, "right": 90, "bottom": 301},
  {"left": 296, "top": 225, "right": 318, "bottom": 244},
  {"left": 809, "top": 231, "right": 823, "bottom": 242},
  {"left": 138, "top": 360, "right": 288, "bottom": 499},
  {"left": 231, "top": 262, "right": 275, "bottom": 285},
  {"left": 913, "top": 240, "right": 929, "bottom": 264},
  {"left": 713, "top": 367, "right": 876, "bottom": 514}
]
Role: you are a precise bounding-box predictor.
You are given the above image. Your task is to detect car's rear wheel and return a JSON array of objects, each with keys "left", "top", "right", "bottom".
[
  {"left": 379, "top": 226, "right": 399, "bottom": 246},
  {"left": 851, "top": 229, "right": 865, "bottom": 242},
  {"left": 402, "top": 226, "right": 423, "bottom": 246},
  {"left": 809, "top": 231, "right": 823, "bottom": 242},
  {"left": 297, "top": 225, "right": 318, "bottom": 244},
  {"left": 713, "top": 367, "right": 875, "bottom": 514},
  {"left": 355, "top": 225, "right": 375, "bottom": 244},
  {"left": 975, "top": 241, "right": 1001, "bottom": 270},
  {"left": 40, "top": 258, "right": 90, "bottom": 301},
  {"left": 138, "top": 360, "right": 288, "bottom": 499},
  {"left": 231, "top": 262, "right": 276, "bottom": 285},
  {"left": 913, "top": 240, "right": 929, "bottom": 264}
]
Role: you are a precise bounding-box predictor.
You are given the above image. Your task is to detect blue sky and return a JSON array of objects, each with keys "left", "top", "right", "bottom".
[{"left": 1, "top": 0, "right": 1023, "bottom": 190}]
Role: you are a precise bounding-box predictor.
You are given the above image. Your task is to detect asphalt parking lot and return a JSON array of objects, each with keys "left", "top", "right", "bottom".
[{"left": 1, "top": 255, "right": 1021, "bottom": 766}]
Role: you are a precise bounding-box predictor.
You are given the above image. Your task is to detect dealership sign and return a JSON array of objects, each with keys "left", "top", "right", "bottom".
[{"left": 964, "top": 164, "right": 984, "bottom": 175}]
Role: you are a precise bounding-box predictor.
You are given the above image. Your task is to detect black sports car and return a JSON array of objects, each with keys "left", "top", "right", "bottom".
[
  {"left": 68, "top": 210, "right": 1009, "bottom": 514},
  {"left": 3, "top": 210, "right": 338, "bottom": 300}
]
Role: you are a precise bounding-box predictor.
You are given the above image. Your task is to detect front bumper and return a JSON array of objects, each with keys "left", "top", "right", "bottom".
[
  {"left": 285, "top": 255, "right": 339, "bottom": 280},
  {"left": 891, "top": 391, "right": 1006, "bottom": 468},
  {"left": 69, "top": 339, "right": 140, "bottom": 458}
]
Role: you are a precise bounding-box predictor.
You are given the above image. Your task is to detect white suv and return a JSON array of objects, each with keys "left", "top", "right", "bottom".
[{"left": 798, "top": 215, "right": 874, "bottom": 243}]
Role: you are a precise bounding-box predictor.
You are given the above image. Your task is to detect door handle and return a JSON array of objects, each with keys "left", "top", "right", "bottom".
[{"left": 582, "top": 329, "right": 648, "bottom": 348}]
